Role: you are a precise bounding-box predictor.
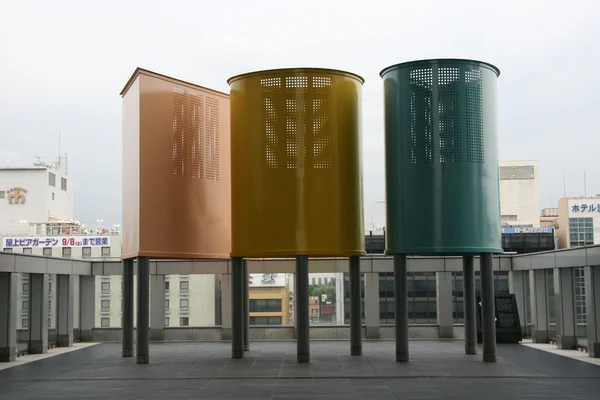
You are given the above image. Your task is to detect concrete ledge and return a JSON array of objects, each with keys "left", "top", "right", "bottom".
[
  {"left": 532, "top": 330, "right": 550, "bottom": 343},
  {"left": 56, "top": 334, "right": 73, "bottom": 347},
  {"left": 150, "top": 329, "right": 164, "bottom": 341},
  {"left": 87, "top": 325, "right": 445, "bottom": 342},
  {"left": 589, "top": 342, "right": 600, "bottom": 358},
  {"left": 0, "top": 346, "right": 17, "bottom": 362},
  {"left": 438, "top": 325, "right": 454, "bottom": 339},
  {"left": 28, "top": 340, "right": 48, "bottom": 354},
  {"left": 556, "top": 335, "right": 576, "bottom": 350},
  {"left": 79, "top": 329, "right": 93, "bottom": 342},
  {"left": 366, "top": 327, "right": 380, "bottom": 339}
]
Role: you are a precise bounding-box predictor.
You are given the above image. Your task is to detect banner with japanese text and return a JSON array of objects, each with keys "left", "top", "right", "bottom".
[{"left": 2, "top": 236, "right": 110, "bottom": 248}]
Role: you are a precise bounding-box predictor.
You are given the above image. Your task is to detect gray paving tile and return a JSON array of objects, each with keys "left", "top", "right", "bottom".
[{"left": 0, "top": 341, "right": 599, "bottom": 400}]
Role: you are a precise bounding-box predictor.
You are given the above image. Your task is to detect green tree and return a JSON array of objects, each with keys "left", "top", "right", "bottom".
[{"left": 308, "top": 282, "right": 336, "bottom": 303}]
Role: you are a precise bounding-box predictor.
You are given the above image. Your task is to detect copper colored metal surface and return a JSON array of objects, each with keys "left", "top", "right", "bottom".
[{"left": 121, "top": 68, "right": 231, "bottom": 260}]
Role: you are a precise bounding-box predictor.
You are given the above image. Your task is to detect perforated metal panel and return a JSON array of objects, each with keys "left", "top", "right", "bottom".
[
  {"left": 229, "top": 68, "right": 365, "bottom": 257},
  {"left": 171, "top": 88, "right": 220, "bottom": 181},
  {"left": 120, "top": 68, "right": 230, "bottom": 260},
  {"left": 381, "top": 59, "right": 501, "bottom": 256},
  {"left": 260, "top": 75, "right": 331, "bottom": 170}
]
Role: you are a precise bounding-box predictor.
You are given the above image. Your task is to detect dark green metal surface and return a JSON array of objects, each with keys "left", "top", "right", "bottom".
[{"left": 381, "top": 59, "right": 502, "bottom": 255}]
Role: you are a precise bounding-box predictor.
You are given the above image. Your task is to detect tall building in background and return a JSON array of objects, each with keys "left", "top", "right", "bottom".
[
  {"left": 557, "top": 196, "right": 600, "bottom": 249},
  {"left": 499, "top": 160, "right": 539, "bottom": 227},
  {"left": 0, "top": 158, "right": 217, "bottom": 331},
  {"left": 0, "top": 156, "right": 74, "bottom": 235}
]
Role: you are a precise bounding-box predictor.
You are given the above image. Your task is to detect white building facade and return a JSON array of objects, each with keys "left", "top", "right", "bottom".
[{"left": 499, "top": 160, "right": 539, "bottom": 228}]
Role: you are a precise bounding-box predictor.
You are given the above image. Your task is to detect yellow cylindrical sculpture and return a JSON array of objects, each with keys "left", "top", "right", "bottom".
[{"left": 228, "top": 68, "right": 365, "bottom": 257}]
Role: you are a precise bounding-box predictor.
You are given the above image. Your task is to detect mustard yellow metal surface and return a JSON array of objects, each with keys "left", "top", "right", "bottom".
[{"left": 228, "top": 68, "right": 365, "bottom": 257}]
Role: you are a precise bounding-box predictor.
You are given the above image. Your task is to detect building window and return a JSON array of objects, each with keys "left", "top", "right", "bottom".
[
  {"left": 101, "top": 282, "right": 110, "bottom": 294},
  {"left": 165, "top": 317, "right": 170, "bottom": 327},
  {"left": 3, "top": 248, "right": 12, "bottom": 253},
  {"left": 61, "top": 177, "right": 67, "bottom": 191},
  {"left": 62, "top": 247, "right": 71, "bottom": 257},
  {"left": 101, "top": 247, "right": 111, "bottom": 256},
  {"left": 101, "top": 318, "right": 110, "bottom": 327},
  {"left": 22, "top": 282, "right": 29, "bottom": 294},
  {"left": 324, "top": 278, "right": 328, "bottom": 284},
  {"left": 22, "top": 300, "right": 29, "bottom": 310},
  {"left": 312, "top": 278, "right": 316, "bottom": 285},
  {"left": 101, "top": 300, "right": 110, "bottom": 311},
  {"left": 165, "top": 281, "right": 170, "bottom": 293},
  {"left": 0, "top": 190, "right": 4, "bottom": 199},
  {"left": 250, "top": 316, "right": 282, "bottom": 326},
  {"left": 82, "top": 247, "right": 91, "bottom": 258},
  {"left": 49, "top": 172, "right": 56, "bottom": 187},
  {"left": 165, "top": 299, "right": 170, "bottom": 309},
  {"left": 22, "top": 319, "right": 28, "bottom": 328},
  {"left": 249, "top": 299, "right": 282, "bottom": 312},
  {"left": 569, "top": 218, "right": 594, "bottom": 247},
  {"left": 318, "top": 278, "right": 322, "bottom": 285},
  {"left": 311, "top": 309, "right": 318, "bottom": 315},
  {"left": 180, "top": 317, "right": 189, "bottom": 326},
  {"left": 180, "top": 281, "right": 189, "bottom": 292},
  {"left": 180, "top": 299, "right": 189, "bottom": 309},
  {"left": 43, "top": 247, "right": 52, "bottom": 256},
  {"left": 23, "top": 248, "right": 32, "bottom": 255}
]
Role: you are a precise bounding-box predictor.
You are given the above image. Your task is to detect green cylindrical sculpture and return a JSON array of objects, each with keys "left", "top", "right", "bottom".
[{"left": 381, "top": 59, "right": 502, "bottom": 255}]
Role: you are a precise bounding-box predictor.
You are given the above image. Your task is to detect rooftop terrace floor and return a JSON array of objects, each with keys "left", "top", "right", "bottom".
[{"left": 1, "top": 340, "right": 599, "bottom": 399}]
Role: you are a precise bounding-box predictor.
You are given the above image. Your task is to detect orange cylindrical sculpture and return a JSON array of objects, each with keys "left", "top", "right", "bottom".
[
  {"left": 228, "top": 68, "right": 365, "bottom": 258},
  {"left": 120, "top": 68, "right": 231, "bottom": 259}
]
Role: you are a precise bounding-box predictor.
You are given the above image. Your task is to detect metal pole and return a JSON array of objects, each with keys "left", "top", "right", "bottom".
[
  {"left": 349, "top": 255, "right": 362, "bottom": 355},
  {"left": 394, "top": 254, "right": 409, "bottom": 362},
  {"left": 122, "top": 259, "right": 134, "bottom": 358},
  {"left": 480, "top": 253, "right": 497, "bottom": 362},
  {"left": 463, "top": 255, "right": 477, "bottom": 355},
  {"left": 136, "top": 256, "right": 150, "bottom": 364},
  {"left": 243, "top": 259, "right": 250, "bottom": 351},
  {"left": 231, "top": 257, "right": 244, "bottom": 358},
  {"left": 296, "top": 255, "right": 310, "bottom": 363}
]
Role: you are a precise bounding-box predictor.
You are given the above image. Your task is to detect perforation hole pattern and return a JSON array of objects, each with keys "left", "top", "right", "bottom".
[
  {"left": 465, "top": 69, "right": 484, "bottom": 163},
  {"left": 438, "top": 68, "right": 462, "bottom": 163},
  {"left": 408, "top": 66, "right": 486, "bottom": 165},
  {"left": 171, "top": 88, "right": 220, "bottom": 180},
  {"left": 260, "top": 75, "right": 332, "bottom": 169},
  {"left": 409, "top": 68, "right": 434, "bottom": 164}
]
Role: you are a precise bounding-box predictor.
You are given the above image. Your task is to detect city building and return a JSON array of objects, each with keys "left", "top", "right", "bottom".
[
  {"left": 557, "top": 196, "right": 600, "bottom": 249},
  {"left": 0, "top": 156, "right": 74, "bottom": 235},
  {"left": 499, "top": 160, "right": 539, "bottom": 228},
  {"left": 249, "top": 273, "right": 291, "bottom": 326},
  {"left": 309, "top": 296, "right": 320, "bottom": 322},
  {"left": 0, "top": 159, "right": 217, "bottom": 331}
]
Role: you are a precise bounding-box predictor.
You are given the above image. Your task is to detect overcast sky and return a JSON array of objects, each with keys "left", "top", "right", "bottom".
[{"left": 0, "top": 0, "right": 598, "bottom": 229}]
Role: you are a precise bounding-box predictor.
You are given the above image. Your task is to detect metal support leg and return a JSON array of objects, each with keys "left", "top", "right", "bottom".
[
  {"left": 136, "top": 257, "right": 150, "bottom": 364},
  {"left": 0, "top": 273, "right": 17, "bottom": 362},
  {"left": 56, "top": 274, "right": 74, "bottom": 347},
  {"left": 349, "top": 256, "right": 362, "bottom": 355},
  {"left": 122, "top": 259, "right": 134, "bottom": 357},
  {"left": 480, "top": 253, "right": 497, "bottom": 362},
  {"left": 463, "top": 256, "right": 477, "bottom": 355},
  {"left": 29, "top": 274, "right": 49, "bottom": 354},
  {"left": 243, "top": 260, "right": 250, "bottom": 351},
  {"left": 296, "top": 255, "right": 310, "bottom": 363},
  {"left": 231, "top": 257, "right": 244, "bottom": 359},
  {"left": 394, "top": 254, "right": 409, "bottom": 362}
]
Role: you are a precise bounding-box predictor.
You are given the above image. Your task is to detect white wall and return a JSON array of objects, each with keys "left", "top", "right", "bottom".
[
  {"left": 45, "top": 156, "right": 74, "bottom": 221},
  {"left": 0, "top": 162, "right": 74, "bottom": 235},
  {"left": 499, "top": 160, "right": 539, "bottom": 227},
  {"left": 0, "top": 168, "right": 48, "bottom": 234}
]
